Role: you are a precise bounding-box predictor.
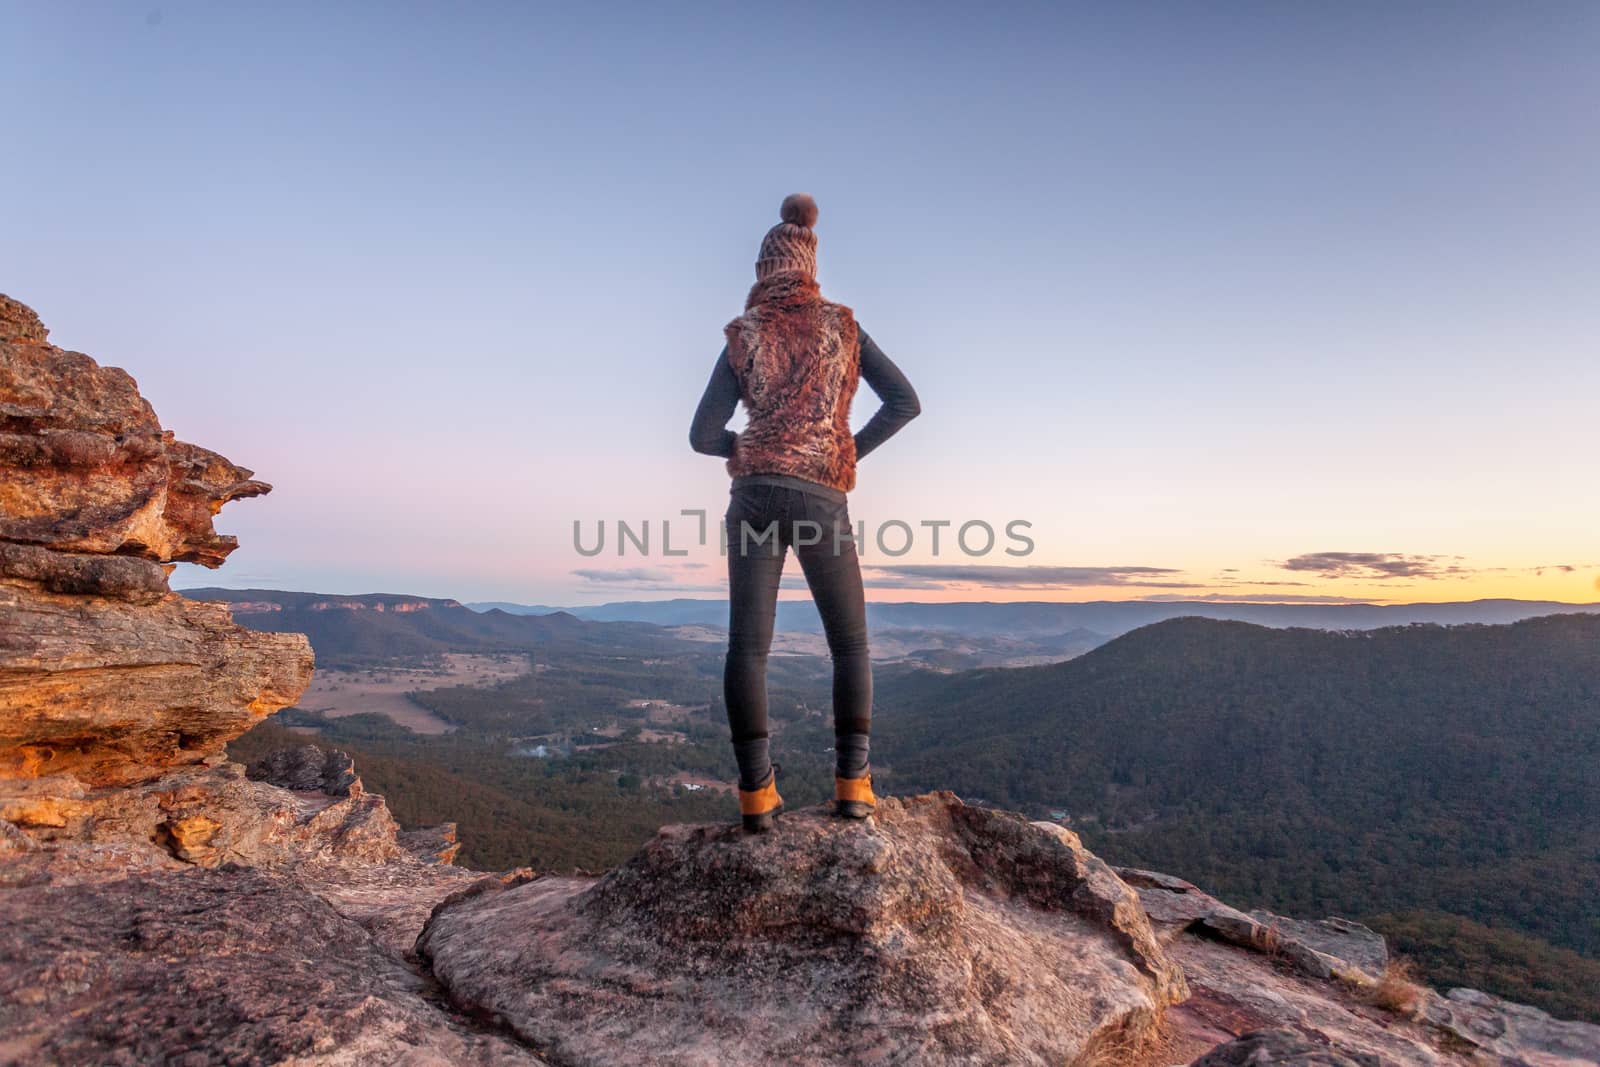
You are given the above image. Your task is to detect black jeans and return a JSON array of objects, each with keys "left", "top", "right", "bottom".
[{"left": 724, "top": 482, "right": 871, "bottom": 787}]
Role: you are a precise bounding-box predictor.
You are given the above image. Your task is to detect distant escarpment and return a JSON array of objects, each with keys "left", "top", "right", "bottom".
[
  {"left": 2, "top": 294, "right": 1596, "bottom": 1066},
  {"left": 183, "top": 585, "right": 695, "bottom": 668}
]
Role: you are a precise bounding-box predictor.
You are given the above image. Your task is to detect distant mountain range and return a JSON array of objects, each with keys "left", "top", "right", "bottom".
[
  {"left": 193, "top": 588, "right": 1600, "bottom": 669},
  {"left": 469, "top": 596, "right": 1600, "bottom": 638},
  {"left": 183, "top": 588, "right": 1106, "bottom": 669}
]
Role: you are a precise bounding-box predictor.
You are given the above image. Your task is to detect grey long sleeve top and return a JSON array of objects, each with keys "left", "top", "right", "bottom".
[{"left": 689, "top": 329, "right": 921, "bottom": 462}]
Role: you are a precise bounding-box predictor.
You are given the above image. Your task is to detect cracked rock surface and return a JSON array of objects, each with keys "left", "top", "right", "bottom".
[{"left": 419, "top": 793, "right": 1187, "bottom": 1067}]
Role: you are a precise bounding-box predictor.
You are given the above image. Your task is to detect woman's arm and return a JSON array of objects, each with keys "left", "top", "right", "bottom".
[
  {"left": 689, "top": 347, "right": 739, "bottom": 458},
  {"left": 853, "top": 330, "right": 921, "bottom": 459}
]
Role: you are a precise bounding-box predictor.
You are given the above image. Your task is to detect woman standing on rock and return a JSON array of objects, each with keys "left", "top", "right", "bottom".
[{"left": 690, "top": 194, "right": 922, "bottom": 832}]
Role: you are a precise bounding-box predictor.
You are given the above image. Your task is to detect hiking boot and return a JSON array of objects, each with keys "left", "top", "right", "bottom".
[
  {"left": 738, "top": 765, "right": 783, "bottom": 833},
  {"left": 834, "top": 772, "right": 877, "bottom": 819}
]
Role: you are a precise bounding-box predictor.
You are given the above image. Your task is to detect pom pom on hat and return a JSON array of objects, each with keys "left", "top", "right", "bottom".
[
  {"left": 754, "top": 194, "right": 821, "bottom": 280},
  {"left": 780, "top": 193, "right": 818, "bottom": 229}
]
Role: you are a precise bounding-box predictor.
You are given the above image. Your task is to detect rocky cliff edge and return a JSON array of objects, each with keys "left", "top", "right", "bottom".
[{"left": 0, "top": 294, "right": 532, "bottom": 1064}]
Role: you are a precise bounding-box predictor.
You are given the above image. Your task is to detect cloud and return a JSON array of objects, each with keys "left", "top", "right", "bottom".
[
  {"left": 1477, "top": 562, "right": 1595, "bottom": 577},
  {"left": 572, "top": 567, "right": 678, "bottom": 583},
  {"left": 568, "top": 557, "right": 1600, "bottom": 598},
  {"left": 861, "top": 564, "right": 1201, "bottom": 591},
  {"left": 569, "top": 566, "right": 726, "bottom": 591},
  {"left": 1138, "top": 592, "right": 1376, "bottom": 605},
  {"left": 1281, "top": 555, "right": 1596, "bottom": 584},
  {"left": 1212, "top": 577, "right": 1313, "bottom": 587},
  {"left": 1278, "top": 552, "right": 1470, "bottom": 581},
  {"left": 859, "top": 572, "right": 957, "bottom": 591}
]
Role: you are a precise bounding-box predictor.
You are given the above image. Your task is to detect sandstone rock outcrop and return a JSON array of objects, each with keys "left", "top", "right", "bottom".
[
  {"left": 1, "top": 294, "right": 313, "bottom": 793},
  {"left": 0, "top": 295, "right": 532, "bottom": 1064},
  {"left": 1, "top": 588, "right": 314, "bottom": 788},
  {"left": 1126, "top": 867, "right": 1600, "bottom": 1066},
  {"left": 1119, "top": 868, "right": 1389, "bottom": 987},
  {"left": 419, "top": 793, "right": 1188, "bottom": 1067},
  {"left": 0, "top": 293, "right": 269, "bottom": 565},
  {"left": 247, "top": 742, "right": 364, "bottom": 796},
  {"left": 1419, "top": 987, "right": 1600, "bottom": 1066},
  {"left": 0, "top": 297, "right": 429, "bottom": 874},
  {"left": 0, "top": 866, "right": 540, "bottom": 1067}
]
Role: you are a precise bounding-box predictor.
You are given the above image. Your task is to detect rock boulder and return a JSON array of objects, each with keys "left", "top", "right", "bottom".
[{"left": 418, "top": 793, "right": 1187, "bottom": 1067}]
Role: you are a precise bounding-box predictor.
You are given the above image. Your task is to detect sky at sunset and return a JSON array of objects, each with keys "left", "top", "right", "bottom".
[{"left": 8, "top": 3, "right": 1599, "bottom": 606}]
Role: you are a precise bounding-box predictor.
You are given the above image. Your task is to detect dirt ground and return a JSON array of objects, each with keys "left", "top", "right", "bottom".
[{"left": 296, "top": 653, "right": 530, "bottom": 734}]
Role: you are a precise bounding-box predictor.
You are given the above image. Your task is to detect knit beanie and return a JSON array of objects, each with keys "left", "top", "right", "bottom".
[{"left": 755, "top": 193, "right": 819, "bottom": 280}]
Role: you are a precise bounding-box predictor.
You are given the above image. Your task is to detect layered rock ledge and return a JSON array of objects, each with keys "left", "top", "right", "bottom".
[
  {"left": 0, "top": 293, "right": 269, "bottom": 566},
  {"left": 0, "top": 293, "right": 313, "bottom": 796},
  {"left": 1123, "top": 866, "right": 1600, "bottom": 1065}
]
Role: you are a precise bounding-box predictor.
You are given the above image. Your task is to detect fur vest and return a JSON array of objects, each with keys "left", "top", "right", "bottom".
[{"left": 723, "top": 273, "right": 861, "bottom": 493}]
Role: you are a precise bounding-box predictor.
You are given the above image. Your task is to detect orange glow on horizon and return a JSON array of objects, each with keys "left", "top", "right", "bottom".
[{"left": 765, "top": 569, "right": 1600, "bottom": 607}]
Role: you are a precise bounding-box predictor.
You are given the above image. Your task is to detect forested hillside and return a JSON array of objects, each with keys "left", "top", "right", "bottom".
[{"left": 874, "top": 614, "right": 1600, "bottom": 1020}]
